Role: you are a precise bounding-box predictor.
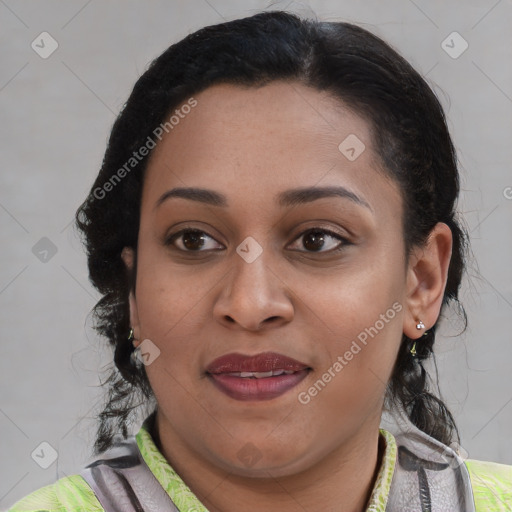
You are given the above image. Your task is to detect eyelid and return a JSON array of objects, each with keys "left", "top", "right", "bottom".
[
  {"left": 165, "top": 227, "right": 225, "bottom": 251},
  {"left": 165, "top": 224, "right": 350, "bottom": 254},
  {"left": 287, "top": 226, "right": 350, "bottom": 253}
]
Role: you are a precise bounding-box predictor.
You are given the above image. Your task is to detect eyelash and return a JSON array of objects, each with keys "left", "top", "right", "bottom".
[{"left": 165, "top": 227, "right": 350, "bottom": 254}]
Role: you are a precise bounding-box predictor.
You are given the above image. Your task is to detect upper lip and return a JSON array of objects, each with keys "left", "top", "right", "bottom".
[{"left": 205, "top": 351, "right": 310, "bottom": 374}]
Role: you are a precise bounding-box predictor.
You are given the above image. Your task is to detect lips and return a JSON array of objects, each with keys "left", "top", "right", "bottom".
[{"left": 205, "top": 352, "right": 311, "bottom": 401}]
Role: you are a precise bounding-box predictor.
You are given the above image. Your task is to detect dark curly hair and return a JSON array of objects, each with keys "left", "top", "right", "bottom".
[{"left": 75, "top": 10, "right": 468, "bottom": 454}]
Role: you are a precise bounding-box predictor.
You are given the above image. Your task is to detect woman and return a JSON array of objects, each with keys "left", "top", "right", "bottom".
[{"left": 8, "top": 10, "right": 511, "bottom": 512}]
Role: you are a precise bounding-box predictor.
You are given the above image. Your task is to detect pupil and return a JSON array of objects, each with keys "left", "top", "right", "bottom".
[
  {"left": 304, "top": 230, "right": 324, "bottom": 251},
  {"left": 183, "top": 231, "right": 205, "bottom": 250}
]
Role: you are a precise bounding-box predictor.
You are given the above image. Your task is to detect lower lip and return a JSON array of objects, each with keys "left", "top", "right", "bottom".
[{"left": 207, "top": 370, "right": 310, "bottom": 401}]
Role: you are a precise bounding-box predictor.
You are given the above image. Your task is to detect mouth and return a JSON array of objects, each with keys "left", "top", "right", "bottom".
[{"left": 205, "top": 351, "right": 311, "bottom": 401}]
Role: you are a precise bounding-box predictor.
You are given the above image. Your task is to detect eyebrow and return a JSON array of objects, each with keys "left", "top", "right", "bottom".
[{"left": 155, "top": 186, "right": 372, "bottom": 211}]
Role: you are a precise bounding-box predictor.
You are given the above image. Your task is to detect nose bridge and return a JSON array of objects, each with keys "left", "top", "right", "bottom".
[
  {"left": 230, "top": 238, "right": 277, "bottom": 307},
  {"left": 213, "top": 236, "right": 294, "bottom": 330}
]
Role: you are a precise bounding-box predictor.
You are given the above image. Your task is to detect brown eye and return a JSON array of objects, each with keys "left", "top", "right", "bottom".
[
  {"left": 289, "top": 228, "right": 347, "bottom": 253},
  {"left": 167, "top": 229, "right": 223, "bottom": 252}
]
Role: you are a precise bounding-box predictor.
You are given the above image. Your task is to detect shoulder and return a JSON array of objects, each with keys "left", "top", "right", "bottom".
[
  {"left": 465, "top": 459, "right": 512, "bottom": 511},
  {"left": 7, "top": 474, "right": 104, "bottom": 512}
]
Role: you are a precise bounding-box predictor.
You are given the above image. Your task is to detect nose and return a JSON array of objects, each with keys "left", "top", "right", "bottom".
[{"left": 212, "top": 247, "right": 294, "bottom": 331}]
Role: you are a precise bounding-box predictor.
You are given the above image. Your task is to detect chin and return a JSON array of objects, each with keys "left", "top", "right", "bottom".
[{"left": 211, "top": 440, "right": 313, "bottom": 478}]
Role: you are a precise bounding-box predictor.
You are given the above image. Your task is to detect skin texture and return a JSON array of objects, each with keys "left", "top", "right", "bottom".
[{"left": 122, "top": 81, "right": 452, "bottom": 512}]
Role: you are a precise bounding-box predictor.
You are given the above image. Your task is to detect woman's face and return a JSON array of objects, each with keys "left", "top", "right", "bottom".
[{"left": 125, "top": 81, "right": 415, "bottom": 476}]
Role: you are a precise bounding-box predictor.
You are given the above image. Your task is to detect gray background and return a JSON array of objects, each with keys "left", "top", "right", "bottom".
[{"left": 1, "top": 0, "right": 511, "bottom": 508}]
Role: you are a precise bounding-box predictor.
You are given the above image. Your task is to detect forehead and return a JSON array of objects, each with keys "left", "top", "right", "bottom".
[{"left": 142, "top": 81, "right": 401, "bottom": 217}]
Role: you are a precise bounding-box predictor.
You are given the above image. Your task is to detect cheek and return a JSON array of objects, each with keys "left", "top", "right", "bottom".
[
  {"left": 299, "top": 242, "right": 405, "bottom": 402},
  {"left": 132, "top": 258, "right": 217, "bottom": 383},
  {"left": 302, "top": 246, "right": 405, "bottom": 342},
  {"left": 295, "top": 309, "right": 403, "bottom": 443},
  {"left": 134, "top": 243, "right": 215, "bottom": 338}
]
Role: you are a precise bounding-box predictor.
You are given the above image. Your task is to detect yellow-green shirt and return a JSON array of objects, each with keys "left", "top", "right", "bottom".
[{"left": 7, "top": 417, "right": 512, "bottom": 511}]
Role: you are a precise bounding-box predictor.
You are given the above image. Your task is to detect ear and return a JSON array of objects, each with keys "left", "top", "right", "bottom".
[
  {"left": 121, "top": 247, "right": 141, "bottom": 348},
  {"left": 403, "top": 222, "right": 453, "bottom": 339}
]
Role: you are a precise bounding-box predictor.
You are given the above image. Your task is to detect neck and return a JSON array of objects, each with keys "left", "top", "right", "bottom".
[{"left": 151, "top": 411, "right": 384, "bottom": 512}]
